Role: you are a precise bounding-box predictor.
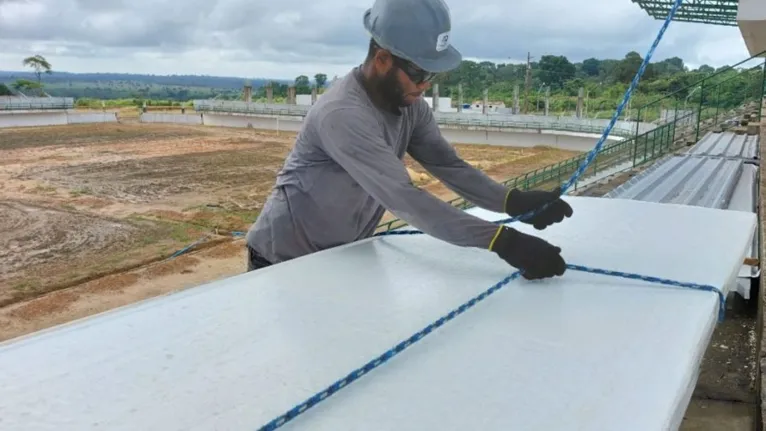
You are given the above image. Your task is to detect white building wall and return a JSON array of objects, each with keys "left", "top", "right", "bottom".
[{"left": 295, "top": 95, "right": 313, "bottom": 106}]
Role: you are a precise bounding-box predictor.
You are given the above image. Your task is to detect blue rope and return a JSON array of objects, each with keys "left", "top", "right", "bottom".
[
  {"left": 258, "top": 1, "right": 708, "bottom": 430},
  {"left": 169, "top": 231, "right": 246, "bottom": 259},
  {"left": 257, "top": 264, "right": 722, "bottom": 431},
  {"left": 169, "top": 234, "right": 210, "bottom": 259}
]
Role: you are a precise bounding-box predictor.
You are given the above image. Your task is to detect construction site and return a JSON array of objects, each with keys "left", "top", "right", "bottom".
[{"left": 1, "top": 0, "right": 766, "bottom": 430}]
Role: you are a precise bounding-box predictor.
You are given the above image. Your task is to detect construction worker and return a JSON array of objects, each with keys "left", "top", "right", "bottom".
[{"left": 245, "top": 0, "right": 573, "bottom": 280}]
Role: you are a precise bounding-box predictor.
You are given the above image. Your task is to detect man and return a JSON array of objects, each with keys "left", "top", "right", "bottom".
[{"left": 245, "top": 0, "right": 573, "bottom": 280}]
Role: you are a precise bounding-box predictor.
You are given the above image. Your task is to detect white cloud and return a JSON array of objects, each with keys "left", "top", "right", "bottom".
[{"left": 0, "top": 0, "right": 753, "bottom": 79}]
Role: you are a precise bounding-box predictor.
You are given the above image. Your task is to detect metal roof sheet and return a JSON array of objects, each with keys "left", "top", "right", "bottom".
[
  {"left": 686, "top": 131, "right": 759, "bottom": 159},
  {"left": 604, "top": 151, "right": 760, "bottom": 293},
  {"left": 604, "top": 155, "right": 757, "bottom": 210}
]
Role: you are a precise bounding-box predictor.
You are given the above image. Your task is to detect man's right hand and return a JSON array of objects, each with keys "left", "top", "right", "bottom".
[{"left": 489, "top": 226, "right": 566, "bottom": 280}]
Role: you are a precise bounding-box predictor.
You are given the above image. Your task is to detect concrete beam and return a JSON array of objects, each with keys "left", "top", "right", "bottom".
[
  {"left": 738, "top": 0, "right": 766, "bottom": 57},
  {"left": 243, "top": 85, "right": 252, "bottom": 103}
]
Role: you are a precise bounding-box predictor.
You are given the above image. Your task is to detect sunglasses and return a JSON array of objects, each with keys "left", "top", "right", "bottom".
[{"left": 391, "top": 56, "right": 438, "bottom": 84}]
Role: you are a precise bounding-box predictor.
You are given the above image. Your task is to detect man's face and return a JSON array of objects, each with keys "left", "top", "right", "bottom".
[{"left": 372, "top": 50, "right": 434, "bottom": 108}]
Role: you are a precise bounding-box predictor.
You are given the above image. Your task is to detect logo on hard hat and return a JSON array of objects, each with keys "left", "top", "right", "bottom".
[{"left": 436, "top": 31, "right": 450, "bottom": 51}]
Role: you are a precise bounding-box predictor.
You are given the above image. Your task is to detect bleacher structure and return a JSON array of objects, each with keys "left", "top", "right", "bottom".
[{"left": 0, "top": 95, "right": 74, "bottom": 111}]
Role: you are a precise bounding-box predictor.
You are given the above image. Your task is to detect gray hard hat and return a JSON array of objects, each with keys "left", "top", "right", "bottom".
[{"left": 363, "top": 0, "right": 462, "bottom": 73}]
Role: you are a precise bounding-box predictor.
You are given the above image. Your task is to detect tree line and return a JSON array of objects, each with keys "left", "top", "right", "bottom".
[
  {"left": 2, "top": 52, "right": 762, "bottom": 118},
  {"left": 249, "top": 51, "right": 763, "bottom": 117}
]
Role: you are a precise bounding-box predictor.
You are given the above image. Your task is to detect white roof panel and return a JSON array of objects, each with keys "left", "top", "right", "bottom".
[
  {"left": 604, "top": 153, "right": 760, "bottom": 287},
  {"left": 0, "top": 197, "right": 756, "bottom": 431}
]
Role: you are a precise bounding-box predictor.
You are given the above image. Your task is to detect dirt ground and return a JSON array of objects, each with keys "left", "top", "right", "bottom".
[{"left": 0, "top": 121, "right": 578, "bottom": 342}]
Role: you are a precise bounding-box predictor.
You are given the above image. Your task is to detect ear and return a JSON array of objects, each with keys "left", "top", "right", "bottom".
[{"left": 374, "top": 49, "right": 393, "bottom": 73}]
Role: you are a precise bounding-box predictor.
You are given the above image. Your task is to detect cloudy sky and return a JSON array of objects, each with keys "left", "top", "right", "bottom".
[{"left": 0, "top": 0, "right": 752, "bottom": 79}]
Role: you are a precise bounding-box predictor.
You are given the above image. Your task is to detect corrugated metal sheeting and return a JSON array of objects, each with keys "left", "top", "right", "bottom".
[
  {"left": 686, "top": 130, "right": 759, "bottom": 159},
  {"left": 604, "top": 131, "right": 760, "bottom": 299}
]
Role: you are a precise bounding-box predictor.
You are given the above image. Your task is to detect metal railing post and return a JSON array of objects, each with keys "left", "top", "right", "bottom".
[
  {"left": 713, "top": 83, "right": 721, "bottom": 127},
  {"left": 695, "top": 80, "right": 705, "bottom": 143}
]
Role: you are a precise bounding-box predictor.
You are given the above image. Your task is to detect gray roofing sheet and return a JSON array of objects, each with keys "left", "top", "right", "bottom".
[
  {"left": 604, "top": 152, "right": 759, "bottom": 281},
  {"left": 686, "top": 131, "right": 759, "bottom": 159},
  {"left": 603, "top": 155, "right": 757, "bottom": 210}
]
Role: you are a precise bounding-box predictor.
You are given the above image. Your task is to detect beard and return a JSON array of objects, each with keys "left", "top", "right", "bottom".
[{"left": 371, "top": 67, "right": 408, "bottom": 110}]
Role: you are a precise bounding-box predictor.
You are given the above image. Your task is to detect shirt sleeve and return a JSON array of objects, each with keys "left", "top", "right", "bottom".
[
  {"left": 407, "top": 100, "right": 509, "bottom": 213},
  {"left": 316, "top": 106, "right": 500, "bottom": 249}
]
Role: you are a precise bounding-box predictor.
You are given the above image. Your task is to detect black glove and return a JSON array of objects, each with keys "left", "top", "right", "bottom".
[
  {"left": 504, "top": 187, "right": 573, "bottom": 230},
  {"left": 490, "top": 226, "right": 566, "bottom": 280}
]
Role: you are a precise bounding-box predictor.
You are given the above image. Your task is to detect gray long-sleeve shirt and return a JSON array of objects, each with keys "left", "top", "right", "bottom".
[{"left": 246, "top": 67, "right": 509, "bottom": 264}]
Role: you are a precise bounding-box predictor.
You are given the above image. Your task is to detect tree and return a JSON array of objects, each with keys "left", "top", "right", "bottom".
[
  {"left": 0, "top": 83, "right": 12, "bottom": 96},
  {"left": 22, "top": 49, "right": 757, "bottom": 119},
  {"left": 652, "top": 57, "right": 686, "bottom": 76},
  {"left": 537, "top": 55, "right": 576, "bottom": 89},
  {"left": 22, "top": 54, "right": 52, "bottom": 94},
  {"left": 314, "top": 73, "right": 327, "bottom": 88},
  {"left": 581, "top": 58, "right": 600, "bottom": 77},
  {"left": 615, "top": 51, "right": 655, "bottom": 84},
  {"left": 294, "top": 75, "right": 311, "bottom": 94},
  {"left": 12, "top": 79, "right": 42, "bottom": 93}
]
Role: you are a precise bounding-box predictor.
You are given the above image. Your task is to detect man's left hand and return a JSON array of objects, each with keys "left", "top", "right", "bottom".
[{"left": 504, "top": 187, "right": 573, "bottom": 230}]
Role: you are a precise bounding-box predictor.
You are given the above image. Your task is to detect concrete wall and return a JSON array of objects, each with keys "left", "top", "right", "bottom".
[
  {"left": 0, "top": 111, "right": 68, "bottom": 128},
  {"left": 192, "top": 100, "right": 654, "bottom": 137},
  {"left": 67, "top": 112, "right": 118, "bottom": 124},
  {"left": 296, "top": 95, "right": 313, "bottom": 106},
  {"left": 140, "top": 112, "right": 203, "bottom": 125},
  {"left": 424, "top": 97, "right": 455, "bottom": 113},
  {"left": 144, "top": 112, "right": 620, "bottom": 151},
  {"left": 0, "top": 110, "right": 117, "bottom": 128},
  {"left": 439, "top": 127, "right": 620, "bottom": 151},
  {"left": 201, "top": 113, "right": 303, "bottom": 132},
  {"left": 440, "top": 111, "right": 654, "bottom": 136}
]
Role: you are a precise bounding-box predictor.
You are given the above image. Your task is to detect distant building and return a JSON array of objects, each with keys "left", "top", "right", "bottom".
[
  {"left": 424, "top": 97, "right": 457, "bottom": 113},
  {"left": 471, "top": 100, "right": 505, "bottom": 113}
]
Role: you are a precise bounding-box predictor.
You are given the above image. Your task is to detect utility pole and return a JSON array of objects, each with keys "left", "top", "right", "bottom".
[{"left": 524, "top": 52, "right": 533, "bottom": 114}]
